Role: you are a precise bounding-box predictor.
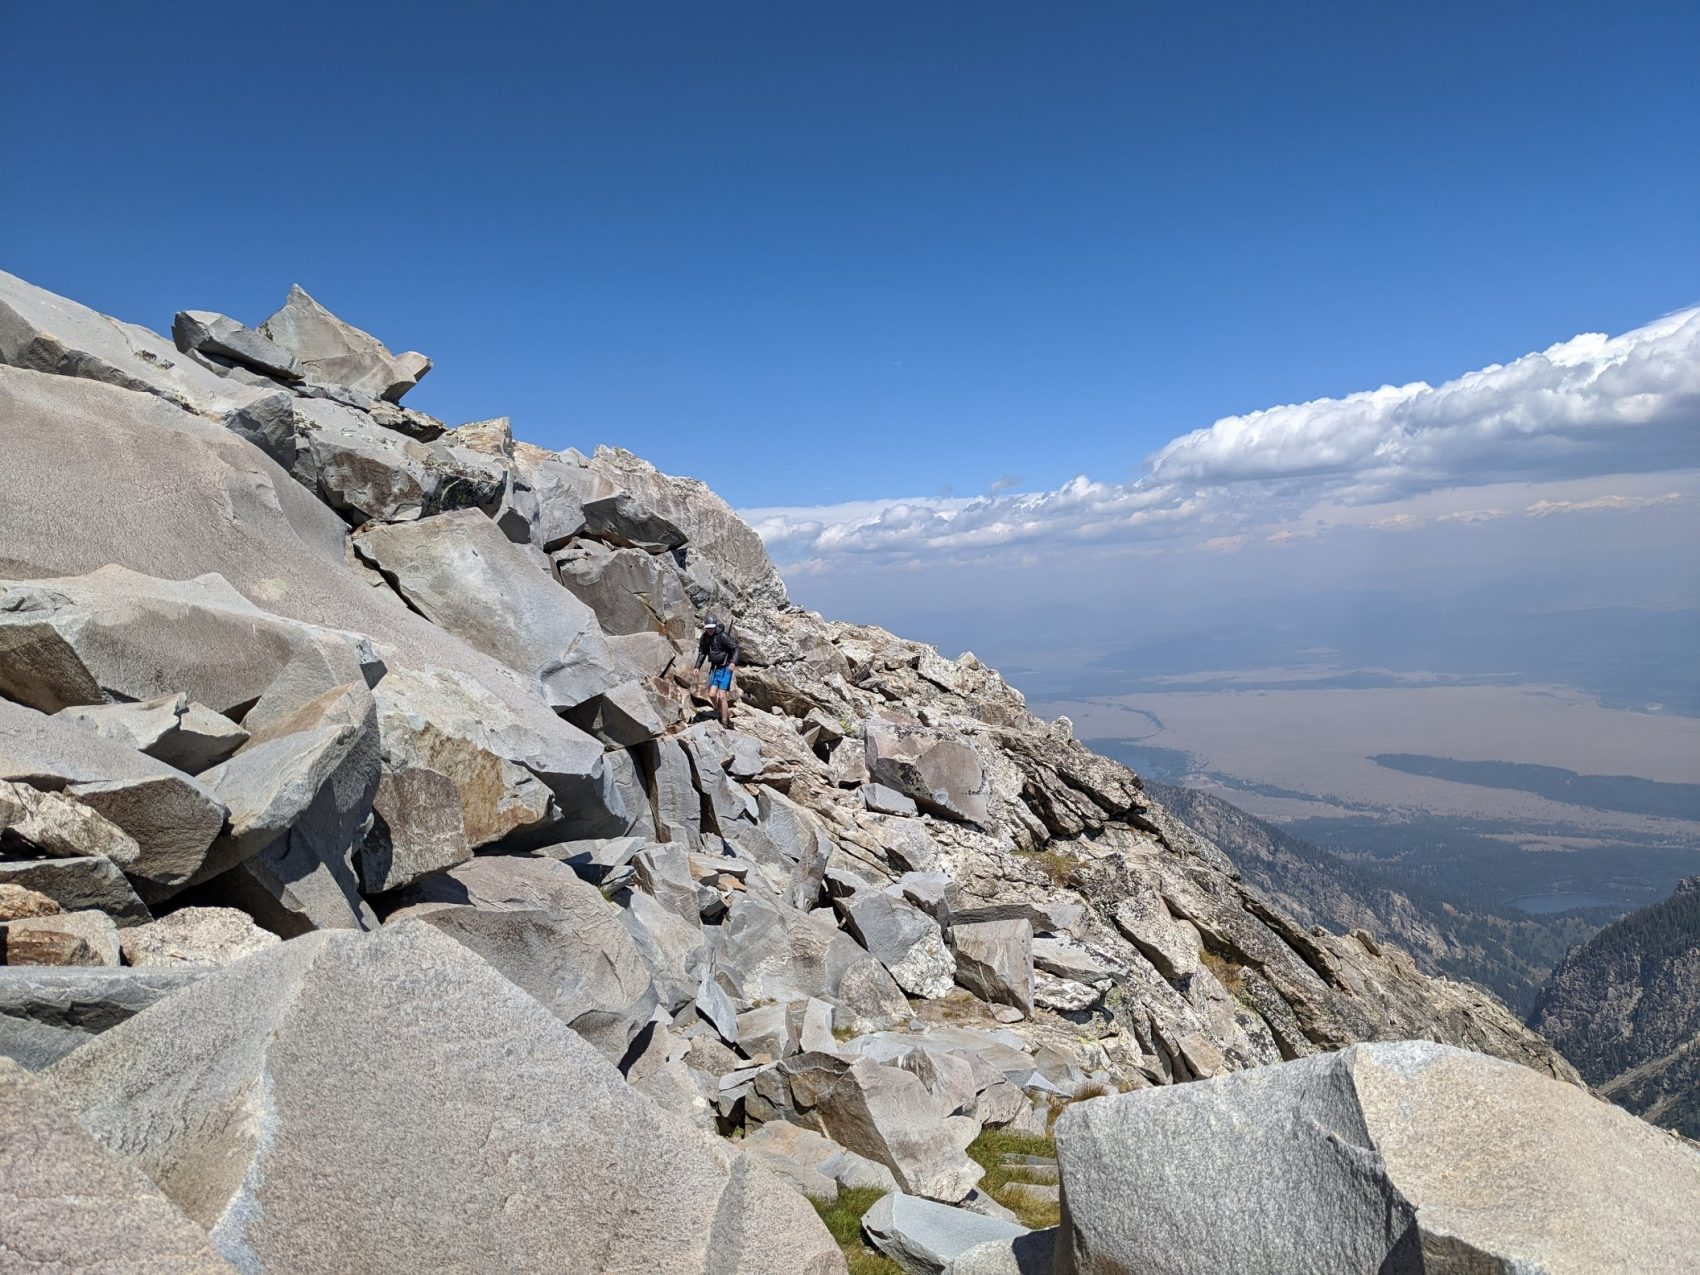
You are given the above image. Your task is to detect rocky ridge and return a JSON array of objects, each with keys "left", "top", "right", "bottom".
[
  {"left": 1530, "top": 877, "right": 1700, "bottom": 1140},
  {"left": 1, "top": 270, "right": 1685, "bottom": 1273},
  {"left": 1148, "top": 781, "right": 1601, "bottom": 1014}
]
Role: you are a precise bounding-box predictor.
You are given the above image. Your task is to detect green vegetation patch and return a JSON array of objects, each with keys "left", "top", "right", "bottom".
[
  {"left": 967, "top": 1126, "right": 1063, "bottom": 1230},
  {"left": 811, "top": 1187, "right": 902, "bottom": 1275}
]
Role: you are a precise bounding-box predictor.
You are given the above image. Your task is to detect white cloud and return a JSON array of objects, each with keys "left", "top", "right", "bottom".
[
  {"left": 1525, "top": 492, "right": 1682, "bottom": 517},
  {"left": 743, "top": 307, "right": 1700, "bottom": 570}
]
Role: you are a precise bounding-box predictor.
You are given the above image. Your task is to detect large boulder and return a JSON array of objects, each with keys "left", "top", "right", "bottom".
[
  {"left": 413, "top": 897, "right": 659, "bottom": 1067},
  {"left": 590, "top": 447, "right": 789, "bottom": 610},
  {"left": 258, "top": 284, "right": 431, "bottom": 402},
  {"left": 353, "top": 510, "right": 622, "bottom": 711},
  {"left": 951, "top": 920, "right": 1034, "bottom": 1018},
  {"left": 0, "top": 699, "right": 227, "bottom": 903},
  {"left": 800, "top": 1054, "right": 986, "bottom": 1203},
  {"left": 173, "top": 309, "right": 304, "bottom": 384},
  {"left": 863, "top": 716, "right": 990, "bottom": 825},
  {"left": 0, "top": 1057, "right": 238, "bottom": 1273},
  {"left": 0, "top": 777, "right": 141, "bottom": 867},
  {"left": 1053, "top": 1040, "right": 1700, "bottom": 1275},
  {"left": 554, "top": 538, "right": 696, "bottom": 641},
  {"left": 289, "top": 396, "right": 505, "bottom": 525},
  {"left": 0, "top": 566, "right": 377, "bottom": 722},
  {"left": 195, "top": 682, "right": 379, "bottom": 935},
  {"left": 0, "top": 855, "right": 151, "bottom": 926},
  {"left": 0, "top": 267, "right": 264, "bottom": 419},
  {"left": 48, "top": 922, "right": 843, "bottom": 1274},
  {"left": 842, "top": 891, "right": 957, "bottom": 1000},
  {"left": 1, "top": 908, "right": 121, "bottom": 966}
]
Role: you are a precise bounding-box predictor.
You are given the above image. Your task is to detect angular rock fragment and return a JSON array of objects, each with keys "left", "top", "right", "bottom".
[
  {"left": 842, "top": 891, "right": 957, "bottom": 999},
  {"left": 0, "top": 267, "right": 265, "bottom": 418},
  {"left": 59, "top": 694, "right": 248, "bottom": 774},
  {"left": 951, "top": 919, "right": 1034, "bottom": 1017},
  {"left": 0, "top": 567, "right": 367, "bottom": 722},
  {"left": 117, "top": 907, "right": 280, "bottom": 968},
  {"left": 259, "top": 283, "right": 431, "bottom": 402},
  {"left": 0, "top": 1057, "right": 238, "bottom": 1273},
  {"left": 49, "top": 923, "right": 841, "bottom": 1273},
  {"left": 0, "top": 700, "right": 226, "bottom": 903},
  {"left": 864, "top": 715, "right": 989, "bottom": 825},
  {"left": 554, "top": 538, "right": 696, "bottom": 641},
  {"left": 0, "top": 881, "right": 60, "bottom": 921},
  {"left": 370, "top": 663, "right": 619, "bottom": 854},
  {"left": 1054, "top": 1040, "right": 1700, "bottom": 1275},
  {"left": 0, "top": 855, "right": 150, "bottom": 926},
  {"left": 861, "top": 782, "right": 919, "bottom": 816},
  {"left": 807, "top": 1056, "right": 985, "bottom": 1202},
  {"left": 588, "top": 446, "right": 789, "bottom": 608},
  {"left": 835, "top": 956, "right": 914, "bottom": 1033},
  {"left": 354, "top": 510, "right": 622, "bottom": 710},
  {"left": 173, "top": 309, "right": 304, "bottom": 383},
  {"left": 196, "top": 682, "right": 379, "bottom": 933},
  {"left": 1, "top": 909, "right": 120, "bottom": 966},
  {"left": 862, "top": 1192, "right": 1030, "bottom": 1275}
]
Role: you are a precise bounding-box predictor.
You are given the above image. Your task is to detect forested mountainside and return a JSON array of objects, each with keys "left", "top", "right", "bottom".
[
  {"left": 1148, "top": 782, "right": 1598, "bottom": 1015},
  {"left": 1531, "top": 878, "right": 1700, "bottom": 1139}
]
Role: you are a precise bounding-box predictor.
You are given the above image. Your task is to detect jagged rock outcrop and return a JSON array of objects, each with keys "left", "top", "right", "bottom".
[
  {"left": 1531, "top": 877, "right": 1700, "bottom": 1139},
  {"left": 1149, "top": 781, "right": 1601, "bottom": 1015},
  {"left": 1053, "top": 1040, "right": 1700, "bottom": 1275},
  {"left": 0, "top": 271, "right": 1650, "bottom": 1272}
]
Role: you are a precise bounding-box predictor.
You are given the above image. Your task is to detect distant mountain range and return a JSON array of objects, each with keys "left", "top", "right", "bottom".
[
  {"left": 1529, "top": 878, "right": 1700, "bottom": 1140},
  {"left": 1147, "top": 782, "right": 1597, "bottom": 1015}
]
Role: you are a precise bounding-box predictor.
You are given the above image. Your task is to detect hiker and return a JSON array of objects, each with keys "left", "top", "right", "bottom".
[{"left": 694, "top": 614, "right": 740, "bottom": 728}]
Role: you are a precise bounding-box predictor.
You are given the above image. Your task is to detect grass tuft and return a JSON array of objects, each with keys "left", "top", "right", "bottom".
[
  {"left": 966, "top": 1125, "right": 1062, "bottom": 1230},
  {"left": 810, "top": 1187, "right": 902, "bottom": 1275}
]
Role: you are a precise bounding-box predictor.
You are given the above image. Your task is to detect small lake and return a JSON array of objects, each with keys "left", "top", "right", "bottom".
[{"left": 1505, "top": 893, "right": 1622, "bottom": 915}]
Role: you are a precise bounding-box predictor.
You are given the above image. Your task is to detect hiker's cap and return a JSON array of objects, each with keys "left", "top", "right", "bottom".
[{"left": 703, "top": 616, "right": 719, "bottom": 629}]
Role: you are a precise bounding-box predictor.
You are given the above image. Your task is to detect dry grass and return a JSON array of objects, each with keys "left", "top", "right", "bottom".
[
  {"left": 967, "top": 1126, "right": 1062, "bottom": 1230},
  {"left": 1030, "top": 848, "right": 1087, "bottom": 888},
  {"left": 1198, "top": 947, "right": 1251, "bottom": 1004},
  {"left": 810, "top": 1187, "right": 902, "bottom": 1275}
]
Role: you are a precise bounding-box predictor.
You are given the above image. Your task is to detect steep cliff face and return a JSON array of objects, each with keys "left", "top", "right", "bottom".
[
  {"left": 1531, "top": 878, "right": 1700, "bottom": 1138},
  {"left": 1150, "top": 782, "right": 1599, "bottom": 1015},
  {"left": 0, "top": 270, "right": 1598, "bottom": 1268}
]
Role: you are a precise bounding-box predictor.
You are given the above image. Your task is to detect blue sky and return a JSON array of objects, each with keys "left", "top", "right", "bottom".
[{"left": 4, "top": 2, "right": 1696, "bottom": 513}]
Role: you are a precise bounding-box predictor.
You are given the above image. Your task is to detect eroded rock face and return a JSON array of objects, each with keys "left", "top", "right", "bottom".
[
  {"left": 49, "top": 923, "right": 844, "bottom": 1275},
  {"left": 1053, "top": 1041, "right": 1700, "bottom": 1275}
]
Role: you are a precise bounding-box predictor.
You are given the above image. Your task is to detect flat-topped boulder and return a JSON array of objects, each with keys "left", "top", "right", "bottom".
[{"left": 1053, "top": 1040, "right": 1700, "bottom": 1275}]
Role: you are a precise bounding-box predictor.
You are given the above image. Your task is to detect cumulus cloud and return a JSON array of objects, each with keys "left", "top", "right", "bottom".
[{"left": 743, "top": 307, "right": 1700, "bottom": 570}]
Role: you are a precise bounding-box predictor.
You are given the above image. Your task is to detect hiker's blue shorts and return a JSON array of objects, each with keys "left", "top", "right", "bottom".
[{"left": 709, "top": 666, "right": 733, "bottom": 691}]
